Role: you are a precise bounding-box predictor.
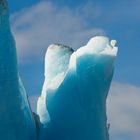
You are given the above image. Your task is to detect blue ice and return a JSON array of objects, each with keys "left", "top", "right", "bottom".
[
  {"left": 0, "top": 1, "right": 36, "bottom": 140},
  {"left": 0, "top": 1, "right": 118, "bottom": 140},
  {"left": 37, "top": 37, "right": 118, "bottom": 140}
]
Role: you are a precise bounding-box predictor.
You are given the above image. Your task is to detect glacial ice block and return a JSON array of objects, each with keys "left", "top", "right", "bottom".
[
  {"left": 37, "top": 44, "right": 74, "bottom": 139},
  {"left": 0, "top": 1, "right": 36, "bottom": 140},
  {"left": 37, "top": 36, "right": 118, "bottom": 140}
]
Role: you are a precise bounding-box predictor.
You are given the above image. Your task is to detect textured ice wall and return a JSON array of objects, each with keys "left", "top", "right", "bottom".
[
  {"left": 37, "top": 37, "right": 118, "bottom": 140},
  {"left": 0, "top": 1, "right": 36, "bottom": 140}
]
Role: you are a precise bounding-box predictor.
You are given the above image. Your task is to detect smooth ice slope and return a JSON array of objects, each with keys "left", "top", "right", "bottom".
[
  {"left": 37, "top": 36, "right": 118, "bottom": 140},
  {"left": 0, "top": 1, "right": 36, "bottom": 140}
]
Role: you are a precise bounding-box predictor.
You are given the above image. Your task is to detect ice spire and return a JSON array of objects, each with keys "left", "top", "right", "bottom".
[
  {"left": 37, "top": 36, "right": 118, "bottom": 140},
  {"left": 0, "top": 1, "right": 36, "bottom": 140}
]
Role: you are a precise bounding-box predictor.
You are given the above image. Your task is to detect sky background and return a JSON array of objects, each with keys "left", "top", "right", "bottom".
[{"left": 7, "top": 0, "right": 140, "bottom": 140}]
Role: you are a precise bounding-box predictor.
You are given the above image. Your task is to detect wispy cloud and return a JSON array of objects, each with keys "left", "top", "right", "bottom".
[
  {"left": 107, "top": 82, "right": 140, "bottom": 140},
  {"left": 29, "top": 95, "right": 38, "bottom": 113},
  {"left": 10, "top": 1, "right": 105, "bottom": 63}
]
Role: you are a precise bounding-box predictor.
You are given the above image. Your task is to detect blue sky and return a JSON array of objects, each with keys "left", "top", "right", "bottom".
[
  {"left": 8, "top": 0, "right": 140, "bottom": 88},
  {"left": 6, "top": 0, "right": 140, "bottom": 140}
]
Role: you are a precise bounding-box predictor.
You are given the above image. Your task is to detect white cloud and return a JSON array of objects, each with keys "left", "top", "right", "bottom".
[
  {"left": 10, "top": 1, "right": 105, "bottom": 63},
  {"left": 107, "top": 82, "right": 140, "bottom": 140},
  {"left": 29, "top": 95, "right": 38, "bottom": 113}
]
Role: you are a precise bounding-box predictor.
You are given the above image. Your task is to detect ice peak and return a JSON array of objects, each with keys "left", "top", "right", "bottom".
[
  {"left": 86, "top": 36, "right": 109, "bottom": 52},
  {"left": 110, "top": 40, "right": 117, "bottom": 47}
]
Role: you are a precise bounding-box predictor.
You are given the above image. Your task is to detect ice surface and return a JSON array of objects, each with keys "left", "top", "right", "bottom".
[
  {"left": 37, "top": 36, "right": 118, "bottom": 140},
  {"left": 0, "top": 1, "right": 36, "bottom": 140}
]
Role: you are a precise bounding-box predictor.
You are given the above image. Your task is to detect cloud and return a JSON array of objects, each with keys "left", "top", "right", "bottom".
[
  {"left": 29, "top": 82, "right": 140, "bottom": 140},
  {"left": 10, "top": 1, "right": 105, "bottom": 63},
  {"left": 107, "top": 82, "right": 140, "bottom": 140},
  {"left": 28, "top": 95, "right": 38, "bottom": 113}
]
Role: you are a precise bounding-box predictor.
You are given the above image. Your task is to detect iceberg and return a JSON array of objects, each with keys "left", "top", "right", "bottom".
[
  {"left": 37, "top": 37, "right": 118, "bottom": 140},
  {"left": 0, "top": 1, "right": 118, "bottom": 140},
  {"left": 0, "top": 1, "right": 36, "bottom": 140}
]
